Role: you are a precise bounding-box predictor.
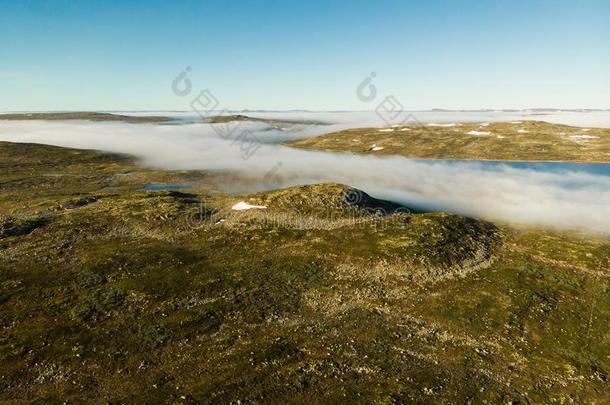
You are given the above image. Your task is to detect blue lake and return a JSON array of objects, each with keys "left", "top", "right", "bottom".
[
  {"left": 144, "top": 183, "right": 193, "bottom": 191},
  {"left": 423, "top": 160, "right": 610, "bottom": 177}
]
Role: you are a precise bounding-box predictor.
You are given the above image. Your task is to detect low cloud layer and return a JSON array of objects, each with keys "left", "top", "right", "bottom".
[{"left": 1, "top": 113, "right": 610, "bottom": 234}]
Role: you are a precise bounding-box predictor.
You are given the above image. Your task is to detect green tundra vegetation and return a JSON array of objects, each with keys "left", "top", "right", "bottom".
[
  {"left": 288, "top": 121, "right": 610, "bottom": 162},
  {"left": 1, "top": 140, "right": 609, "bottom": 403}
]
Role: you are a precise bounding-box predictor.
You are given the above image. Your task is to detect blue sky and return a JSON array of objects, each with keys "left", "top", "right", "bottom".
[{"left": 1, "top": 0, "right": 609, "bottom": 111}]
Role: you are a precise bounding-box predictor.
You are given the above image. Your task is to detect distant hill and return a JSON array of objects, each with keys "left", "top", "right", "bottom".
[
  {"left": 287, "top": 120, "right": 610, "bottom": 163},
  {"left": 207, "top": 114, "right": 329, "bottom": 126},
  {"left": 0, "top": 112, "right": 171, "bottom": 123}
]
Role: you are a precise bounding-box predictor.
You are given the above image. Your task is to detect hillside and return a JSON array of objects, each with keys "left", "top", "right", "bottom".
[
  {"left": 207, "top": 114, "right": 328, "bottom": 126},
  {"left": 0, "top": 142, "right": 609, "bottom": 403},
  {"left": 0, "top": 112, "right": 171, "bottom": 124},
  {"left": 287, "top": 121, "right": 610, "bottom": 162}
]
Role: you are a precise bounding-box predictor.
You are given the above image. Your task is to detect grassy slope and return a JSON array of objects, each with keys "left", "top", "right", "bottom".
[
  {"left": 287, "top": 121, "right": 610, "bottom": 162},
  {"left": 0, "top": 142, "right": 609, "bottom": 403}
]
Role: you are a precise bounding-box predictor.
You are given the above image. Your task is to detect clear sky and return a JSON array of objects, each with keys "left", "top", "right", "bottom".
[{"left": 1, "top": 0, "right": 609, "bottom": 111}]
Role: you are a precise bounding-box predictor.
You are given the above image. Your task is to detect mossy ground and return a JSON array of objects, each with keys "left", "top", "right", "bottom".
[
  {"left": 0, "top": 142, "right": 609, "bottom": 403},
  {"left": 287, "top": 121, "right": 610, "bottom": 162}
]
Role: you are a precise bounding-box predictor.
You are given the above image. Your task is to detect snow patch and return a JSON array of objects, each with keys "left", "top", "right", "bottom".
[
  {"left": 569, "top": 135, "right": 599, "bottom": 141},
  {"left": 232, "top": 201, "right": 267, "bottom": 211},
  {"left": 427, "top": 123, "right": 456, "bottom": 127},
  {"left": 467, "top": 130, "right": 491, "bottom": 136},
  {"left": 378, "top": 128, "right": 394, "bottom": 132}
]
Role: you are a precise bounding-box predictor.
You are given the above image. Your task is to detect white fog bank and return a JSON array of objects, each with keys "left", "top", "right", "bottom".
[{"left": 1, "top": 116, "right": 610, "bottom": 234}]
